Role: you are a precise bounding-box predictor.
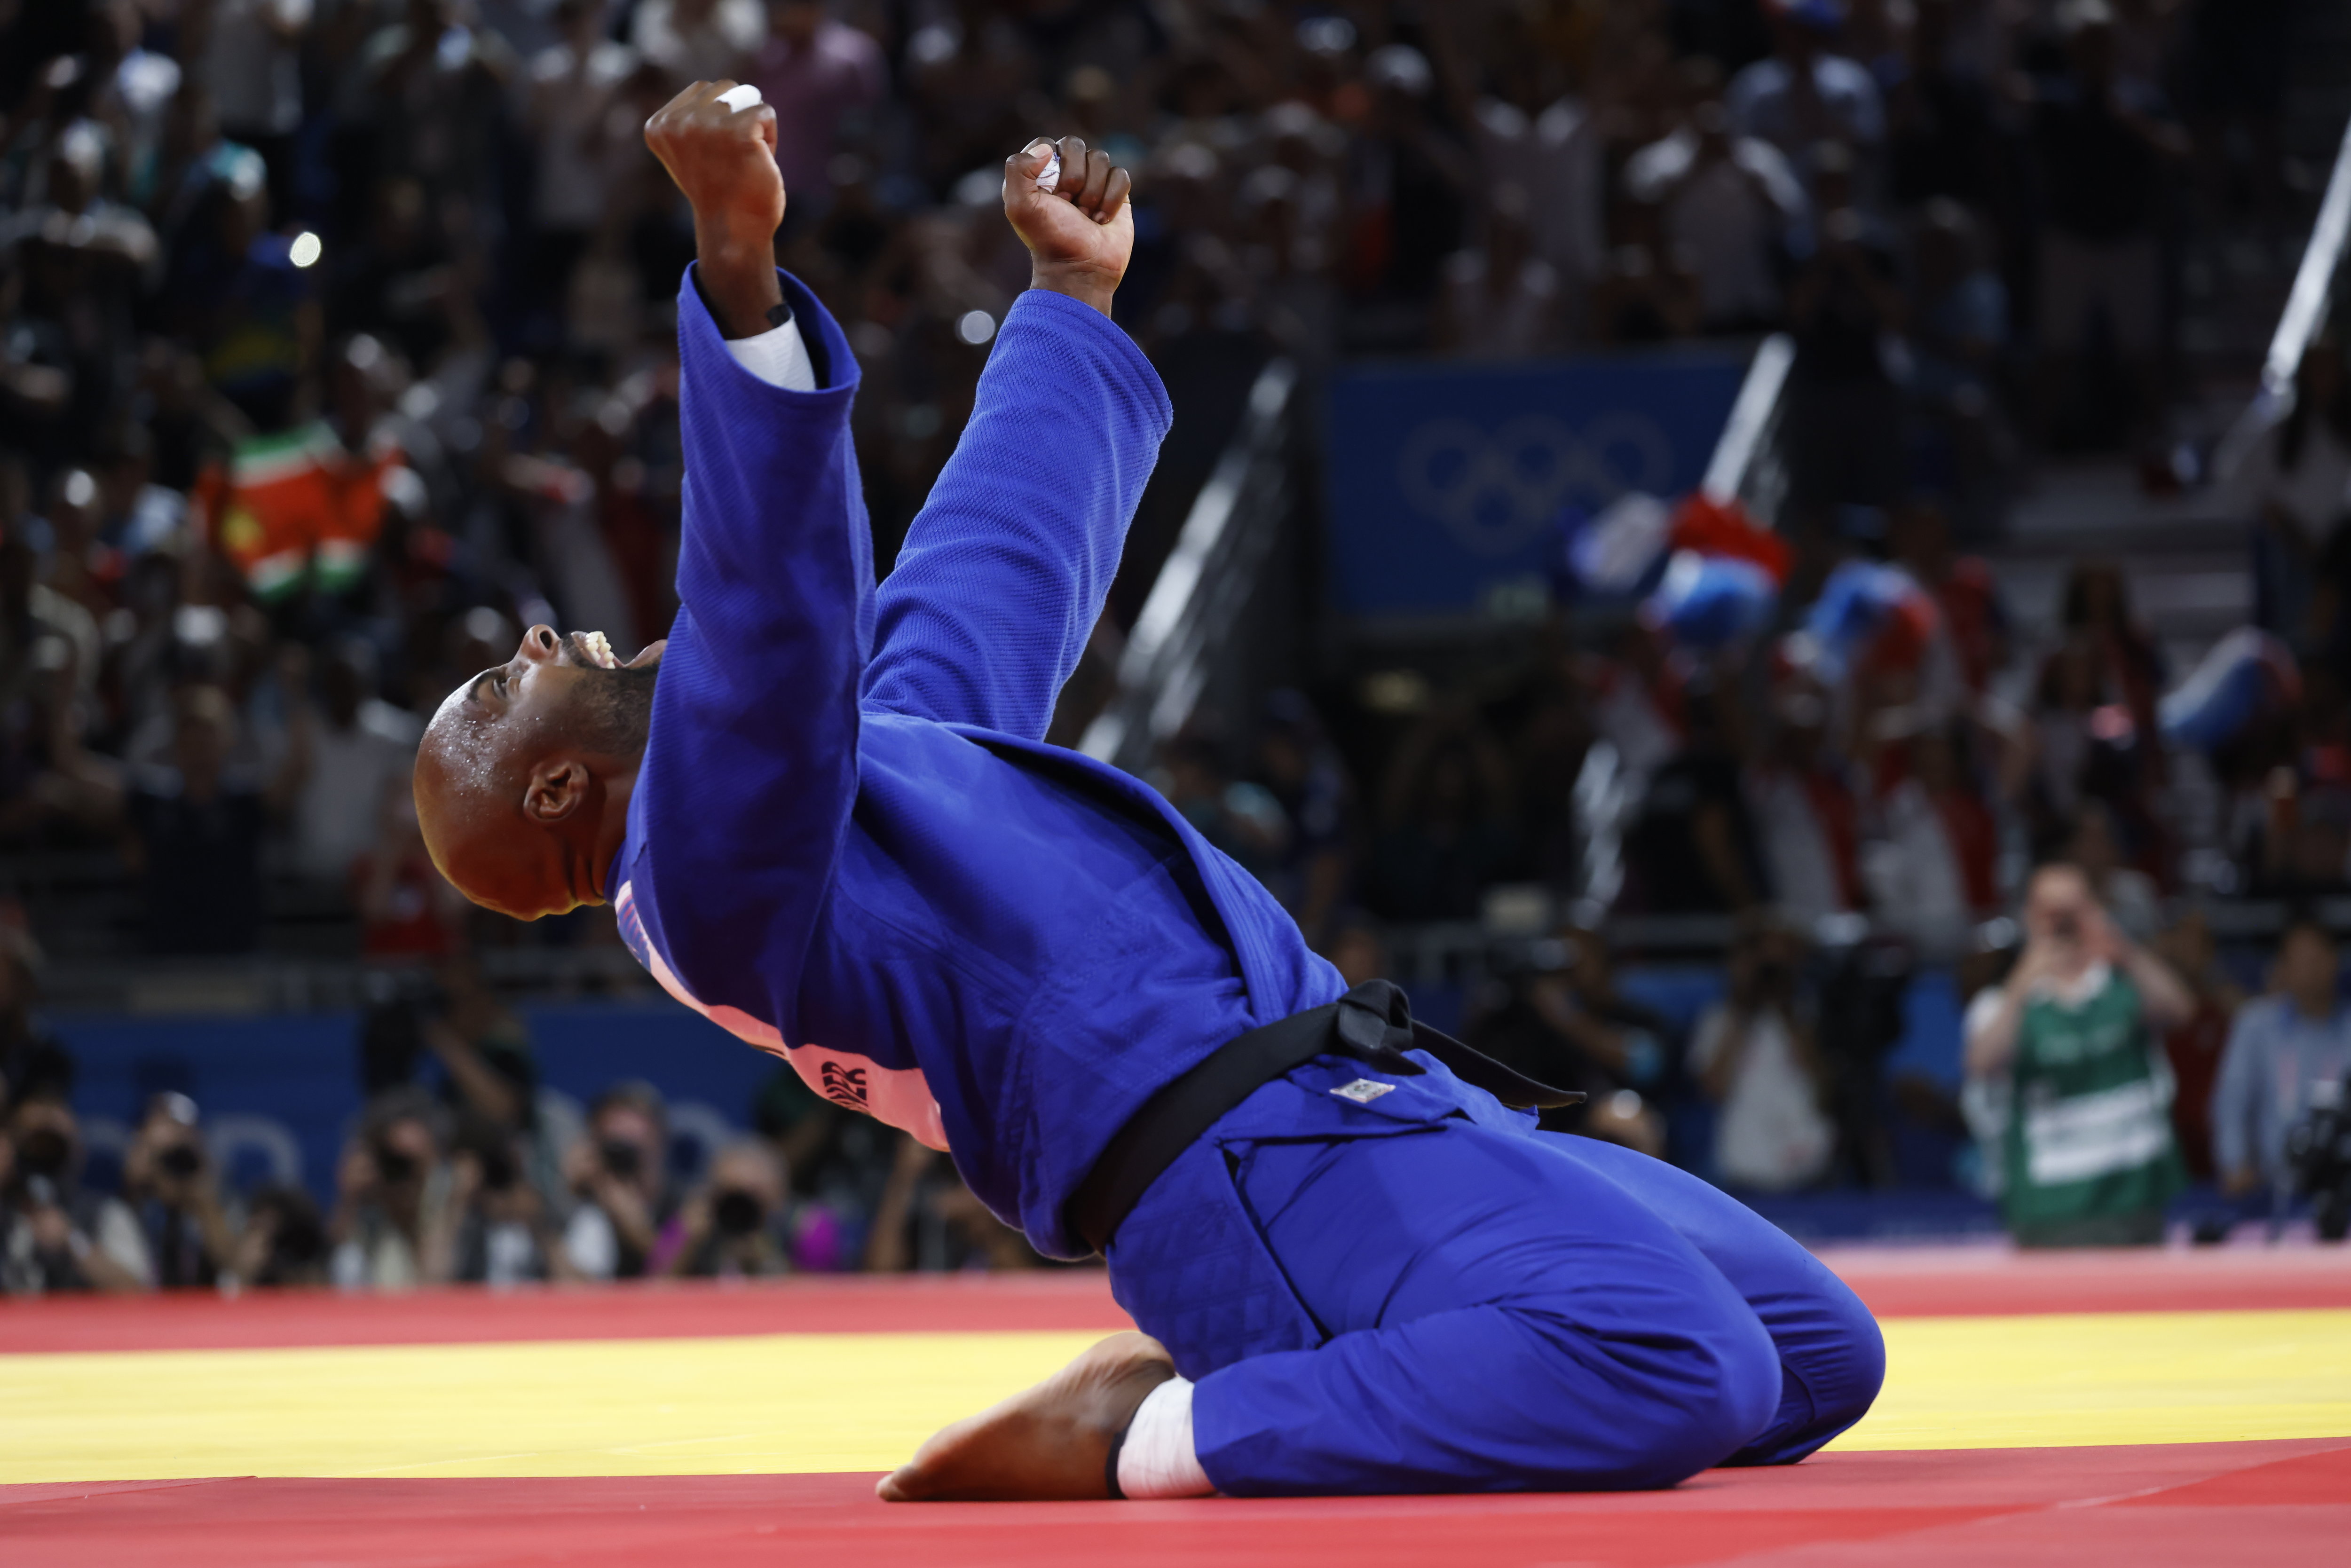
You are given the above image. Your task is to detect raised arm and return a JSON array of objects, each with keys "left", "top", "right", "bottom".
[
  {"left": 631, "top": 82, "right": 873, "bottom": 1018},
  {"left": 861, "top": 138, "right": 1172, "bottom": 741}
]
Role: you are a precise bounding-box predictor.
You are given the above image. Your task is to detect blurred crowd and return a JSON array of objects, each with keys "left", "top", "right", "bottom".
[
  {"left": 0, "top": 0, "right": 2315, "bottom": 957},
  {"left": 2, "top": 936, "right": 1046, "bottom": 1291},
  {"left": 4, "top": 0, "right": 2351, "bottom": 1289}
]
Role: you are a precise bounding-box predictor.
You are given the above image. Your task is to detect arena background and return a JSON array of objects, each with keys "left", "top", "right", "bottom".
[{"left": 3, "top": 2, "right": 2351, "bottom": 1563}]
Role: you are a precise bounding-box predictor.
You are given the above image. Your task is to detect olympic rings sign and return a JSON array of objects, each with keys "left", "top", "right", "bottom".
[{"left": 1395, "top": 412, "right": 1678, "bottom": 559}]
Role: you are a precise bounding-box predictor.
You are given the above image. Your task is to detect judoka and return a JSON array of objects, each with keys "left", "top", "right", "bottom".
[{"left": 415, "top": 81, "right": 1884, "bottom": 1501}]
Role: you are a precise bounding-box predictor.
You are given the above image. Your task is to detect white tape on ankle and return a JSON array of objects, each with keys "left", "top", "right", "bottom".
[{"left": 1116, "top": 1377, "right": 1214, "bottom": 1499}]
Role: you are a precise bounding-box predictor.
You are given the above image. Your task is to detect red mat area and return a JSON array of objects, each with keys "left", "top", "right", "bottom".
[
  {"left": 1823, "top": 1246, "right": 2351, "bottom": 1318},
  {"left": 0, "top": 1272, "right": 1135, "bottom": 1352},
  {"left": 4, "top": 1442, "right": 2343, "bottom": 1568},
  {"left": 7, "top": 1246, "right": 2349, "bottom": 1353}
]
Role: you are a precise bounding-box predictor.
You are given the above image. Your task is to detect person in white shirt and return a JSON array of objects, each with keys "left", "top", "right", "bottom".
[
  {"left": 1626, "top": 90, "right": 1808, "bottom": 332},
  {"left": 284, "top": 641, "right": 423, "bottom": 884},
  {"left": 632, "top": 0, "right": 765, "bottom": 85},
  {"left": 1690, "top": 917, "right": 1836, "bottom": 1191}
]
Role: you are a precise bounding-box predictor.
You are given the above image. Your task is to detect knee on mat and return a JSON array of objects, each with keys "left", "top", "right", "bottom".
[
  {"left": 1814, "top": 1293, "right": 1889, "bottom": 1431},
  {"left": 1602, "top": 1316, "right": 1784, "bottom": 1489}
]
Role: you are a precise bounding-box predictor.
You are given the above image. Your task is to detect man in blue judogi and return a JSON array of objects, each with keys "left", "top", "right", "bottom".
[{"left": 416, "top": 83, "right": 1883, "bottom": 1501}]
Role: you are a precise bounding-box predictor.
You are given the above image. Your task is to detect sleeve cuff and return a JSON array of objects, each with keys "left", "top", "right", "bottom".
[{"left": 725, "top": 312, "right": 820, "bottom": 392}]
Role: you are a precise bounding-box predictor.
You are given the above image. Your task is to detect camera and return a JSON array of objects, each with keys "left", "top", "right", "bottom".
[
  {"left": 374, "top": 1144, "right": 420, "bottom": 1185},
  {"left": 599, "top": 1138, "right": 643, "bottom": 1181},
  {"left": 2284, "top": 1075, "right": 2351, "bottom": 1243},
  {"left": 158, "top": 1143, "right": 202, "bottom": 1180},
  {"left": 712, "top": 1189, "right": 765, "bottom": 1237}
]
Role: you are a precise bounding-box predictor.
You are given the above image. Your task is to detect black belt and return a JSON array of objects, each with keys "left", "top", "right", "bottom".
[{"left": 1066, "top": 979, "right": 1584, "bottom": 1254}]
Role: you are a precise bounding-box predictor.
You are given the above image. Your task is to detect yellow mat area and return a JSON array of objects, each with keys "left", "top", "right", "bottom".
[{"left": 4, "top": 1311, "right": 2347, "bottom": 1484}]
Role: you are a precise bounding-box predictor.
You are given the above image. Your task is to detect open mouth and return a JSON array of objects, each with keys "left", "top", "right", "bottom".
[{"left": 571, "top": 630, "right": 619, "bottom": 670}]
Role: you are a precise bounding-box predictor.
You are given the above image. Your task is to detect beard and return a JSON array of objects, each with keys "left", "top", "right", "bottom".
[{"left": 569, "top": 659, "right": 658, "bottom": 756}]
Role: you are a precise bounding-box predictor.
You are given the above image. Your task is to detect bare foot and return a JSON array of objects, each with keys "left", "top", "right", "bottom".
[{"left": 877, "top": 1330, "right": 1176, "bottom": 1501}]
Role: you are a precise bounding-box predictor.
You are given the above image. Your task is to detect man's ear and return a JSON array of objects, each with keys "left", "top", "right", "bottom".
[{"left": 523, "top": 756, "right": 593, "bottom": 825}]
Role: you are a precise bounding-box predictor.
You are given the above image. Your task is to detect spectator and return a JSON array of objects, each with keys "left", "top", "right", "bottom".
[
  {"left": 1434, "top": 184, "right": 1563, "bottom": 359},
  {"left": 1367, "top": 701, "right": 1520, "bottom": 922},
  {"left": 353, "top": 786, "right": 468, "bottom": 957},
  {"left": 230, "top": 1181, "right": 330, "bottom": 1286},
  {"left": 120, "top": 1091, "right": 239, "bottom": 1289},
  {"left": 1625, "top": 684, "right": 1763, "bottom": 914},
  {"left": 1886, "top": 0, "right": 2003, "bottom": 211},
  {"left": 1252, "top": 691, "right": 1353, "bottom": 950},
  {"left": 520, "top": 0, "right": 640, "bottom": 323},
  {"left": 187, "top": 0, "right": 310, "bottom": 218},
  {"left": 0, "top": 911, "right": 66, "bottom": 1110},
  {"left": 118, "top": 682, "right": 298, "bottom": 954},
  {"left": 1624, "top": 69, "right": 1807, "bottom": 333},
  {"left": 632, "top": 0, "right": 765, "bottom": 86},
  {"left": 1727, "top": 0, "right": 1886, "bottom": 195},
  {"left": 330, "top": 1088, "right": 449, "bottom": 1289},
  {"left": 1889, "top": 497, "right": 2007, "bottom": 691},
  {"left": 1964, "top": 863, "right": 2193, "bottom": 1246},
  {"left": 2233, "top": 340, "right": 2351, "bottom": 660},
  {"left": 2023, "top": 0, "right": 2189, "bottom": 450},
  {"left": 560, "top": 1079, "right": 674, "bottom": 1281},
  {"left": 1743, "top": 675, "right": 1864, "bottom": 928},
  {"left": 1690, "top": 917, "right": 1836, "bottom": 1191},
  {"left": 2211, "top": 915, "right": 2351, "bottom": 1203},
  {"left": 1465, "top": 926, "right": 1670, "bottom": 1155},
  {"left": 3, "top": 1087, "right": 152, "bottom": 1293},
  {"left": 441, "top": 1118, "right": 558, "bottom": 1284},
  {"left": 2152, "top": 906, "right": 2241, "bottom": 1185},
  {"left": 659, "top": 1139, "right": 790, "bottom": 1278},
  {"left": 1864, "top": 716, "right": 2002, "bottom": 954},
  {"left": 1903, "top": 203, "right": 2013, "bottom": 519},
  {"left": 1781, "top": 147, "right": 1908, "bottom": 512},
  {"left": 285, "top": 638, "right": 422, "bottom": 884},
  {"left": 747, "top": 0, "right": 886, "bottom": 218}
]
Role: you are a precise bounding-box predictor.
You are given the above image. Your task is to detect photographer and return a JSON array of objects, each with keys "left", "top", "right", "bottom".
[
  {"left": 558, "top": 1081, "right": 673, "bottom": 1280},
  {"left": 231, "top": 1182, "right": 331, "bottom": 1287},
  {"left": 1689, "top": 915, "right": 1835, "bottom": 1192},
  {"left": 3, "top": 1089, "right": 152, "bottom": 1295},
  {"left": 442, "top": 1120, "right": 560, "bottom": 1285},
  {"left": 2211, "top": 915, "right": 2351, "bottom": 1205},
  {"left": 1964, "top": 863, "right": 2194, "bottom": 1247},
  {"left": 658, "top": 1140, "right": 790, "bottom": 1279},
  {"left": 329, "top": 1088, "right": 451, "bottom": 1290},
  {"left": 121, "top": 1091, "right": 239, "bottom": 1289}
]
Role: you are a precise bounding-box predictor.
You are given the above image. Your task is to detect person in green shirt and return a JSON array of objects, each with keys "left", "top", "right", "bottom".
[{"left": 1964, "top": 864, "right": 2196, "bottom": 1246}]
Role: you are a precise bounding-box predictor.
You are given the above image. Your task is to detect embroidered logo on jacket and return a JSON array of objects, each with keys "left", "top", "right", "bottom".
[{"left": 820, "top": 1060, "right": 870, "bottom": 1109}]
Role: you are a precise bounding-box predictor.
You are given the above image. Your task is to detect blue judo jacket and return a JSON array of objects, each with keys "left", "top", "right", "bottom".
[{"left": 611, "top": 270, "right": 1345, "bottom": 1259}]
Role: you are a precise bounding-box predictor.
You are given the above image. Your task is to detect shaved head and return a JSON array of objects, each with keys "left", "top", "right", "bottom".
[{"left": 415, "top": 624, "right": 662, "bottom": 920}]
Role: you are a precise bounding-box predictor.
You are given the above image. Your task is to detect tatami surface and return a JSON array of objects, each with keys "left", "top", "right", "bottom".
[{"left": 5, "top": 1251, "right": 2348, "bottom": 1564}]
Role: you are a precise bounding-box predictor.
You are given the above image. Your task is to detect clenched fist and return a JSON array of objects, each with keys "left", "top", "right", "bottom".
[
  {"left": 1002, "top": 137, "right": 1134, "bottom": 317},
  {"left": 645, "top": 80, "right": 786, "bottom": 339}
]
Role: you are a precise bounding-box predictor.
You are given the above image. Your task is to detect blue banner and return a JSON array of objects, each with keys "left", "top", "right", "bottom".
[
  {"left": 1323, "top": 351, "right": 1748, "bottom": 615},
  {"left": 47, "top": 1001, "right": 774, "bottom": 1205}
]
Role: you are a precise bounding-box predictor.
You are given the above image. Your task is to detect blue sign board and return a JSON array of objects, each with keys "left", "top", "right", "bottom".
[{"left": 1324, "top": 350, "right": 1748, "bottom": 615}]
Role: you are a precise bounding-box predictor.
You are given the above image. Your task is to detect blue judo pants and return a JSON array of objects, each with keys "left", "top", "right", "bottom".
[{"left": 1103, "top": 1052, "right": 1885, "bottom": 1497}]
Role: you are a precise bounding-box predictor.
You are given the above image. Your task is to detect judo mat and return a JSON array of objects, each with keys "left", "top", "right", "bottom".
[{"left": 4, "top": 1246, "right": 2347, "bottom": 1566}]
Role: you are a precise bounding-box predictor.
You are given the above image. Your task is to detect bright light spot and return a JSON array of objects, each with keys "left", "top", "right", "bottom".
[
  {"left": 290, "top": 231, "right": 323, "bottom": 268},
  {"left": 955, "top": 309, "right": 996, "bottom": 346}
]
